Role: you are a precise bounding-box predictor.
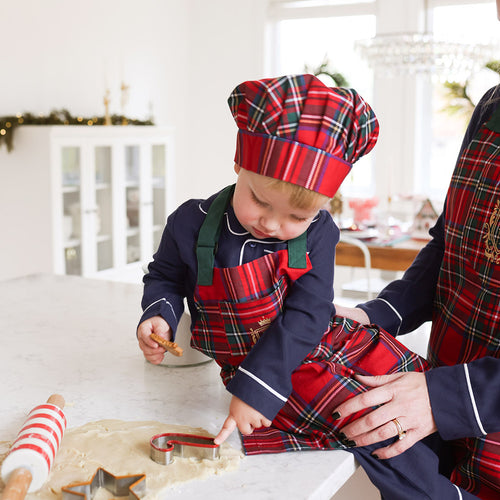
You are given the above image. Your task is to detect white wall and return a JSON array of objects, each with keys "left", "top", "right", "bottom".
[
  {"left": 0, "top": 0, "right": 269, "bottom": 279},
  {"left": 0, "top": 0, "right": 269, "bottom": 203},
  {"left": 0, "top": 1, "right": 189, "bottom": 123},
  {"left": 181, "top": 0, "right": 269, "bottom": 199}
]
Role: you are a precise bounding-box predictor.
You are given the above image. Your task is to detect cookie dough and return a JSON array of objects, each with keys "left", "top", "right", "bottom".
[{"left": 0, "top": 420, "right": 241, "bottom": 500}]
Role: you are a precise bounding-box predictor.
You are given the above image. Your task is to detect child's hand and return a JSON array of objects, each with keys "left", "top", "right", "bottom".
[
  {"left": 334, "top": 304, "right": 370, "bottom": 324},
  {"left": 137, "top": 316, "right": 172, "bottom": 364},
  {"left": 214, "top": 395, "right": 272, "bottom": 445}
]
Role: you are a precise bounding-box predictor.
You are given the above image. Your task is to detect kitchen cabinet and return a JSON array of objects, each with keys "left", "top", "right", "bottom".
[{"left": 0, "top": 126, "right": 174, "bottom": 280}]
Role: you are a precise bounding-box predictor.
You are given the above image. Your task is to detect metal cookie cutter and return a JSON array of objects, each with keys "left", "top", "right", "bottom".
[
  {"left": 61, "top": 467, "right": 146, "bottom": 500},
  {"left": 150, "top": 433, "right": 220, "bottom": 465}
]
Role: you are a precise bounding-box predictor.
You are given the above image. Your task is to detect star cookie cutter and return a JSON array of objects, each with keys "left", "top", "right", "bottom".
[
  {"left": 61, "top": 467, "right": 146, "bottom": 500},
  {"left": 150, "top": 433, "right": 220, "bottom": 465}
]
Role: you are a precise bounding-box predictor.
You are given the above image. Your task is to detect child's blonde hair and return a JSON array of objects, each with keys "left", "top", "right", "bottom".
[{"left": 263, "top": 177, "right": 330, "bottom": 210}]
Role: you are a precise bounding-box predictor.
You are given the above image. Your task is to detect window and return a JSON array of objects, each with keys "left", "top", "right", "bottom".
[
  {"left": 426, "top": 2, "right": 500, "bottom": 201},
  {"left": 268, "top": 0, "right": 500, "bottom": 210},
  {"left": 269, "top": 7, "right": 376, "bottom": 196}
]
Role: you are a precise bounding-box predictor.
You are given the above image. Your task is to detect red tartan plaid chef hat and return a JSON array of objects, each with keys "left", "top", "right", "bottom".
[{"left": 228, "top": 74, "right": 379, "bottom": 198}]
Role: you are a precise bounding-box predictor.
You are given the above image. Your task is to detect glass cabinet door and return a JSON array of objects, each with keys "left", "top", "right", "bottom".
[
  {"left": 95, "top": 146, "right": 113, "bottom": 271},
  {"left": 152, "top": 144, "right": 167, "bottom": 251},
  {"left": 125, "top": 145, "right": 141, "bottom": 264},
  {"left": 56, "top": 130, "right": 172, "bottom": 278},
  {"left": 61, "top": 146, "right": 82, "bottom": 275}
]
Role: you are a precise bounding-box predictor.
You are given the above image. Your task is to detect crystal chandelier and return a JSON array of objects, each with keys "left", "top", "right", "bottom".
[
  {"left": 356, "top": 32, "right": 497, "bottom": 81},
  {"left": 355, "top": 0, "right": 498, "bottom": 81}
]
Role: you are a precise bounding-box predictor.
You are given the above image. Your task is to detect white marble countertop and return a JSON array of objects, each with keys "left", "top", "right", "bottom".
[{"left": 0, "top": 274, "right": 357, "bottom": 499}]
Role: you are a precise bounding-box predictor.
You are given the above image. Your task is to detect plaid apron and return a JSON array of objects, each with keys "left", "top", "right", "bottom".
[
  {"left": 428, "top": 106, "right": 500, "bottom": 498},
  {"left": 192, "top": 185, "right": 427, "bottom": 454}
]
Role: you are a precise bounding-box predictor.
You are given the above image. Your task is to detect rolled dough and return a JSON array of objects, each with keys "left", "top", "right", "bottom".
[{"left": 0, "top": 420, "right": 241, "bottom": 500}]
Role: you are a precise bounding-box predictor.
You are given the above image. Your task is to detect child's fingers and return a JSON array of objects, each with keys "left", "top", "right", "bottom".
[
  {"left": 138, "top": 334, "right": 165, "bottom": 353},
  {"left": 144, "top": 352, "right": 166, "bottom": 365},
  {"left": 138, "top": 318, "right": 171, "bottom": 348},
  {"left": 214, "top": 416, "right": 237, "bottom": 445},
  {"left": 262, "top": 417, "right": 272, "bottom": 427}
]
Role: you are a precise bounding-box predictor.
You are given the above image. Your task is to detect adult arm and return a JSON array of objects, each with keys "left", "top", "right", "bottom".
[
  {"left": 427, "top": 356, "right": 500, "bottom": 440},
  {"left": 357, "top": 214, "right": 445, "bottom": 336},
  {"left": 356, "top": 86, "right": 500, "bottom": 337},
  {"left": 332, "top": 86, "right": 500, "bottom": 456},
  {"left": 329, "top": 356, "right": 500, "bottom": 459}
]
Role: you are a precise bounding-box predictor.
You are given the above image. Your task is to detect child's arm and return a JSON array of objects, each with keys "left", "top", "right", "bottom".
[
  {"left": 140, "top": 205, "right": 195, "bottom": 339},
  {"left": 226, "top": 211, "right": 338, "bottom": 420},
  {"left": 214, "top": 395, "right": 272, "bottom": 445},
  {"left": 137, "top": 316, "right": 172, "bottom": 364}
]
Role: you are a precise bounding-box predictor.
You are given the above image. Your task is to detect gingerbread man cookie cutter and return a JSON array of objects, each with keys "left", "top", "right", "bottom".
[
  {"left": 61, "top": 467, "right": 146, "bottom": 500},
  {"left": 150, "top": 433, "right": 220, "bottom": 465}
]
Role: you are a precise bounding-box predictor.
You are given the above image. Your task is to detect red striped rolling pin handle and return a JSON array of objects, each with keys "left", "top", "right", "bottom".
[{"left": 1, "top": 395, "right": 65, "bottom": 500}]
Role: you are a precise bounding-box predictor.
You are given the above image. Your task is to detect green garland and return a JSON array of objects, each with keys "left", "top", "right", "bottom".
[{"left": 0, "top": 109, "right": 154, "bottom": 152}]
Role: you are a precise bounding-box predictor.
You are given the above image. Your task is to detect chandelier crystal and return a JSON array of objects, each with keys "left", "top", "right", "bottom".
[{"left": 355, "top": 32, "right": 497, "bottom": 81}]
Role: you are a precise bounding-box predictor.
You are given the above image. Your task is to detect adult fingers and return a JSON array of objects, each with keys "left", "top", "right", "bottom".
[
  {"left": 332, "top": 373, "right": 406, "bottom": 421},
  {"left": 338, "top": 372, "right": 437, "bottom": 455},
  {"left": 333, "top": 382, "right": 393, "bottom": 423},
  {"left": 354, "top": 373, "right": 405, "bottom": 387},
  {"left": 339, "top": 405, "right": 402, "bottom": 444},
  {"left": 371, "top": 428, "right": 425, "bottom": 459}
]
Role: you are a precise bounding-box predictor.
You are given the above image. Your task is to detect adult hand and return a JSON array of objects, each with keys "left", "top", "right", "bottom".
[
  {"left": 137, "top": 316, "right": 172, "bottom": 364},
  {"left": 214, "top": 395, "right": 272, "bottom": 445},
  {"left": 333, "top": 372, "right": 437, "bottom": 458}
]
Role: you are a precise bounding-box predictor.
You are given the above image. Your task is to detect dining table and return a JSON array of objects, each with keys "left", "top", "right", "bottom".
[{"left": 336, "top": 236, "right": 426, "bottom": 272}]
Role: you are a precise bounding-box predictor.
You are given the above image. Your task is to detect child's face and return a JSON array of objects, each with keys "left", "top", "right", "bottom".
[{"left": 232, "top": 165, "right": 324, "bottom": 241}]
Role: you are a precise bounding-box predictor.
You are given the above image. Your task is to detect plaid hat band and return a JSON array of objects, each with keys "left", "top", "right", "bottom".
[
  {"left": 235, "top": 129, "right": 351, "bottom": 198},
  {"left": 229, "top": 74, "right": 379, "bottom": 198}
]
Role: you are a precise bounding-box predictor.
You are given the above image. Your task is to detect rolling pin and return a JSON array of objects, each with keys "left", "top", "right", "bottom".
[{"left": 1, "top": 394, "right": 67, "bottom": 500}]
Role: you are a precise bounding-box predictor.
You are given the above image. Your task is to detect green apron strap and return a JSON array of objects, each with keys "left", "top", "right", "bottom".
[
  {"left": 196, "top": 184, "right": 235, "bottom": 286},
  {"left": 485, "top": 104, "right": 500, "bottom": 133},
  {"left": 288, "top": 230, "right": 308, "bottom": 269},
  {"left": 196, "top": 184, "right": 309, "bottom": 285}
]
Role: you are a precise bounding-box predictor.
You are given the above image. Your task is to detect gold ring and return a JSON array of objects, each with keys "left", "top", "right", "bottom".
[{"left": 392, "top": 418, "right": 407, "bottom": 440}]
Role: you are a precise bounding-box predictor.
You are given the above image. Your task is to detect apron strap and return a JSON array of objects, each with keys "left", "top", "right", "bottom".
[
  {"left": 288, "top": 231, "right": 307, "bottom": 269},
  {"left": 196, "top": 184, "right": 308, "bottom": 286},
  {"left": 197, "top": 184, "right": 235, "bottom": 286}
]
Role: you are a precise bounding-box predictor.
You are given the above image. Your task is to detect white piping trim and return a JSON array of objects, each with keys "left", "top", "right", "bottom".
[
  {"left": 239, "top": 238, "right": 282, "bottom": 265},
  {"left": 225, "top": 212, "right": 249, "bottom": 236},
  {"left": 143, "top": 298, "right": 178, "bottom": 323},
  {"left": 463, "top": 364, "right": 487, "bottom": 435},
  {"left": 376, "top": 298, "right": 403, "bottom": 336},
  {"left": 238, "top": 367, "right": 288, "bottom": 402},
  {"left": 453, "top": 484, "right": 462, "bottom": 499},
  {"left": 144, "top": 298, "right": 166, "bottom": 312},
  {"left": 198, "top": 202, "right": 207, "bottom": 214}
]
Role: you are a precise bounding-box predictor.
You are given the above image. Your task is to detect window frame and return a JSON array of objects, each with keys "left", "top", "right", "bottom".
[{"left": 266, "top": 0, "right": 498, "bottom": 217}]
